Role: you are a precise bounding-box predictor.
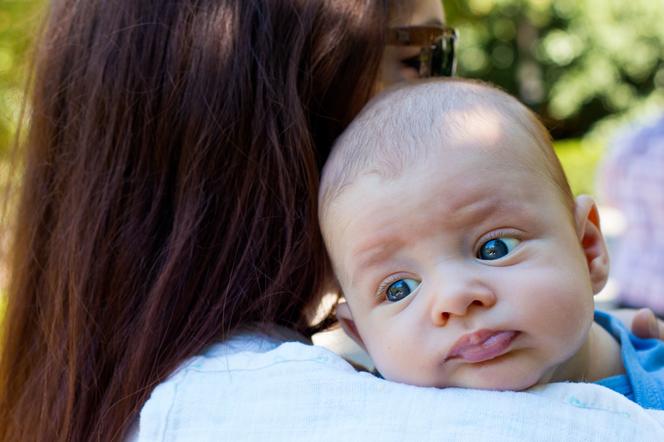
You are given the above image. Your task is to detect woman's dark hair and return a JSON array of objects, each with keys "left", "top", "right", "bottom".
[{"left": 0, "top": 0, "right": 392, "bottom": 440}]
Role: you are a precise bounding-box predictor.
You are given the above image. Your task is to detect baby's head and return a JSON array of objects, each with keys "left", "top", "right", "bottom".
[{"left": 319, "top": 79, "right": 610, "bottom": 390}]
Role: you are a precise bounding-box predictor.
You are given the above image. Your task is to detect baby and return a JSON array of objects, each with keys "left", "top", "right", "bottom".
[{"left": 318, "top": 79, "right": 664, "bottom": 408}]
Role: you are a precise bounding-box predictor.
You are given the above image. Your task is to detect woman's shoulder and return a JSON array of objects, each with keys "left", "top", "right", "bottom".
[
  {"left": 141, "top": 331, "right": 356, "bottom": 399},
  {"left": 135, "top": 332, "right": 364, "bottom": 439},
  {"left": 135, "top": 332, "right": 664, "bottom": 441},
  {"left": 167, "top": 330, "right": 359, "bottom": 379}
]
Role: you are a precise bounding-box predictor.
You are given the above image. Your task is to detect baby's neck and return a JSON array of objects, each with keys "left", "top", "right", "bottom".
[{"left": 550, "top": 322, "right": 624, "bottom": 383}]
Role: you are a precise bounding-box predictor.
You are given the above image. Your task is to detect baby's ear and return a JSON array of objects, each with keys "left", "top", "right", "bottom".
[
  {"left": 336, "top": 302, "right": 367, "bottom": 351},
  {"left": 574, "top": 195, "right": 610, "bottom": 294}
]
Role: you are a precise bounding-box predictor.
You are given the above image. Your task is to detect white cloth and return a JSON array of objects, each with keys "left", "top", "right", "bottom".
[{"left": 135, "top": 332, "right": 664, "bottom": 441}]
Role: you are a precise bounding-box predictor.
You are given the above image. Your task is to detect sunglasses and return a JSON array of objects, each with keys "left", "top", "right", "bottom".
[{"left": 387, "top": 25, "right": 458, "bottom": 78}]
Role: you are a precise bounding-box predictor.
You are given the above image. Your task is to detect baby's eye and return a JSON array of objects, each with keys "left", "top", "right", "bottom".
[
  {"left": 477, "top": 237, "right": 520, "bottom": 260},
  {"left": 385, "top": 278, "right": 420, "bottom": 302}
]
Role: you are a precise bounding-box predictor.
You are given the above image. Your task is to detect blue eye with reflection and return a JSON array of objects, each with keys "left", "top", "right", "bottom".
[
  {"left": 477, "top": 238, "right": 520, "bottom": 260},
  {"left": 385, "top": 278, "right": 420, "bottom": 302}
]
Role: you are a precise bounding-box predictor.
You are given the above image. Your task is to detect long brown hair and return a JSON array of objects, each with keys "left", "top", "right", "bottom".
[{"left": 0, "top": 1, "right": 391, "bottom": 440}]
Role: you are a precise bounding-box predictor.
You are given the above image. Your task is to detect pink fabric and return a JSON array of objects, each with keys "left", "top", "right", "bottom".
[{"left": 600, "top": 114, "right": 664, "bottom": 315}]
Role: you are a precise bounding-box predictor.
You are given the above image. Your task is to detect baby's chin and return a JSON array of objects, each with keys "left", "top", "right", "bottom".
[{"left": 379, "top": 365, "right": 549, "bottom": 392}]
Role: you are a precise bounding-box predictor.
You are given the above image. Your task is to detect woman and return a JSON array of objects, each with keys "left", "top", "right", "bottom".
[{"left": 0, "top": 1, "right": 662, "bottom": 441}]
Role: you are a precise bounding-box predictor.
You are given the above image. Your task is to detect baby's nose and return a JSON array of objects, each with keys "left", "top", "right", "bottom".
[{"left": 429, "top": 276, "right": 496, "bottom": 327}]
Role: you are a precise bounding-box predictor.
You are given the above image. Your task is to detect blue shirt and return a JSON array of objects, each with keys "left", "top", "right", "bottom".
[{"left": 595, "top": 310, "right": 664, "bottom": 409}]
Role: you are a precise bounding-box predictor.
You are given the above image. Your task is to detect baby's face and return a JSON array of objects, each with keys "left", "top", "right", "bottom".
[{"left": 323, "top": 116, "right": 597, "bottom": 390}]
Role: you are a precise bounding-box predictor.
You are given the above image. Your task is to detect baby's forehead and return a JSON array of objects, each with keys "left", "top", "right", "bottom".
[
  {"left": 360, "top": 80, "right": 544, "bottom": 154},
  {"left": 319, "top": 80, "right": 552, "bottom": 213}
]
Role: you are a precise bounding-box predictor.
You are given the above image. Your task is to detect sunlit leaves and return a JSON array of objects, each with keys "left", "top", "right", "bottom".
[
  {"left": 0, "top": 1, "right": 44, "bottom": 155},
  {"left": 447, "top": 0, "right": 664, "bottom": 136}
]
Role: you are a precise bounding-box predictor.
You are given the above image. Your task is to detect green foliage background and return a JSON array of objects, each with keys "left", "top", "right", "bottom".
[
  {"left": 446, "top": 0, "right": 664, "bottom": 141},
  {"left": 0, "top": 0, "right": 43, "bottom": 156}
]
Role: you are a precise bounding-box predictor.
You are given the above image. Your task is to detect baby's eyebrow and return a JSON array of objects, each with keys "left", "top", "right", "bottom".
[
  {"left": 349, "top": 238, "right": 404, "bottom": 287},
  {"left": 439, "top": 194, "right": 529, "bottom": 230},
  {"left": 441, "top": 193, "right": 503, "bottom": 221}
]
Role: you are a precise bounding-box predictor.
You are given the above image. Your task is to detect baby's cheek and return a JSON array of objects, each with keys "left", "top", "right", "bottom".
[
  {"left": 368, "top": 330, "right": 432, "bottom": 385},
  {"left": 531, "top": 291, "right": 593, "bottom": 358},
  {"left": 370, "top": 336, "right": 408, "bottom": 375},
  {"left": 375, "top": 356, "right": 436, "bottom": 387}
]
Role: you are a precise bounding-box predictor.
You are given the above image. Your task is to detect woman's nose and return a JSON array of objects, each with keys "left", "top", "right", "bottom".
[{"left": 429, "top": 275, "right": 497, "bottom": 327}]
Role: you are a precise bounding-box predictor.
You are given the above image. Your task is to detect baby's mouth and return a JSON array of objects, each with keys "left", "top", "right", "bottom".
[{"left": 445, "top": 330, "right": 520, "bottom": 363}]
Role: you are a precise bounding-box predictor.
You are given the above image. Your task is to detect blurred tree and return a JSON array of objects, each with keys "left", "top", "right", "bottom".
[
  {"left": 446, "top": 0, "right": 664, "bottom": 139},
  {"left": 0, "top": 0, "right": 44, "bottom": 156}
]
